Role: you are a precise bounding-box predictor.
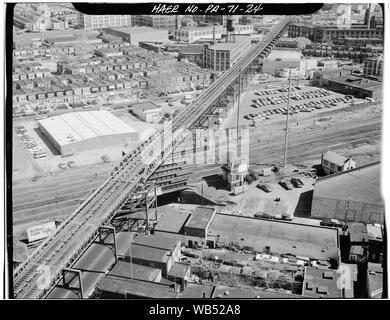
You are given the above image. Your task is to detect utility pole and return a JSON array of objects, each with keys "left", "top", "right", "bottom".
[
  {"left": 237, "top": 68, "right": 241, "bottom": 144},
  {"left": 213, "top": 25, "right": 217, "bottom": 82},
  {"left": 201, "top": 182, "right": 204, "bottom": 206},
  {"left": 283, "top": 69, "right": 292, "bottom": 168}
]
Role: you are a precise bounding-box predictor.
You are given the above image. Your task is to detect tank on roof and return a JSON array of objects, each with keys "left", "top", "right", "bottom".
[{"left": 227, "top": 17, "right": 235, "bottom": 32}]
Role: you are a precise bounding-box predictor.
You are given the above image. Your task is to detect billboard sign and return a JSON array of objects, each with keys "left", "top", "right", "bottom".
[{"left": 27, "top": 221, "right": 56, "bottom": 243}]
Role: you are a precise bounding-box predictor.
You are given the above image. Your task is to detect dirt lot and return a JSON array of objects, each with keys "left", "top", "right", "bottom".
[{"left": 193, "top": 166, "right": 315, "bottom": 219}]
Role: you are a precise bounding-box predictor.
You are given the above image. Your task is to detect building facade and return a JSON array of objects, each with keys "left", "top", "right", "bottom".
[
  {"left": 288, "top": 24, "right": 383, "bottom": 43},
  {"left": 106, "top": 27, "right": 168, "bottom": 45},
  {"left": 175, "top": 24, "right": 253, "bottom": 43},
  {"left": 311, "top": 163, "right": 384, "bottom": 225},
  {"left": 203, "top": 36, "right": 251, "bottom": 71},
  {"left": 131, "top": 102, "right": 162, "bottom": 123},
  {"left": 132, "top": 15, "right": 178, "bottom": 30},
  {"left": 321, "top": 151, "right": 356, "bottom": 175},
  {"left": 78, "top": 14, "right": 132, "bottom": 30},
  {"left": 363, "top": 56, "right": 383, "bottom": 80}
]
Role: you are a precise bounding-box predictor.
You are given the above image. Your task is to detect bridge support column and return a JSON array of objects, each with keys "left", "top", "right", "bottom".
[
  {"left": 62, "top": 268, "right": 84, "bottom": 298},
  {"left": 121, "top": 183, "right": 158, "bottom": 232},
  {"left": 98, "top": 226, "right": 117, "bottom": 262}
]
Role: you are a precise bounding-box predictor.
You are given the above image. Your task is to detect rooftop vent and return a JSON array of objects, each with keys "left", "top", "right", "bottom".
[
  {"left": 317, "top": 286, "right": 328, "bottom": 294},
  {"left": 305, "top": 282, "right": 314, "bottom": 291},
  {"left": 323, "top": 271, "right": 334, "bottom": 280}
]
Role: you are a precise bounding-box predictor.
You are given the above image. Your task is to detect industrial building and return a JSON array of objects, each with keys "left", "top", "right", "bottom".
[
  {"left": 98, "top": 276, "right": 179, "bottom": 299},
  {"left": 174, "top": 24, "right": 253, "bottom": 43},
  {"left": 288, "top": 24, "right": 383, "bottom": 43},
  {"left": 106, "top": 26, "right": 168, "bottom": 45},
  {"left": 311, "top": 162, "right": 384, "bottom": 224},
  {"left": 207, "top": 214, "right": 340, "bottom": 261},
  {"left": 203, "top": 36, "right": 252, "bottom": 71},
  {"left": 153, "top": 205, "right": 217, "bottom": 249},
  {"left": 38, "top": 111, "right": 138, "bottom": 155},
  {"left": 311, "top": 69, "right": 382, "bottom": 99},
  {"left": 132, "top": 15, "right": 178, "bottom": 30},
  {"left": 178, "top": 45, "right": 204, "bottom": 65},
  {"left": 153, "top": 204, "right": 340, "bottom": 261},
  {"left": 327, "top": 76, "right": 383, "bottom": 100},
  {"left": 175, "top": 25, "right": 225, "bottom": 43},
  {"left": 123, "top": 235, "right": 182, "bottom": 276},
  {"left": 78, "top": 14, "right": 132, "bottom": 30},
  {"left": 108, "top": 261, "right": 162, "bottom": 283}
]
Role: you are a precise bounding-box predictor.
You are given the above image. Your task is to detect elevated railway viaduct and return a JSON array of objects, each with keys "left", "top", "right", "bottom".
[{"left": 13, "top": 18, "right": 291, "bottom": 299}]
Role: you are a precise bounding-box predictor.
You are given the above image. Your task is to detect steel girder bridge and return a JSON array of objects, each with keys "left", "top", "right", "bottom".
[{"left": 12, "top": 17, "right": 290, "bottom": 299}]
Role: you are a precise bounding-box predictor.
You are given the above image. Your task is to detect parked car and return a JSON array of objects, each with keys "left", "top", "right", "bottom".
[
  {"left": 280, "top": 214, "right": 293, "bottom": 221},
  {"left": 275, "top": 213, "right": 293, "bottom": 221},
  {"left": 320, "top": 218, "right": 345, "bottom": 228},
  {"left": 257, "top": 183, "right": 272, "bottom": 193},
  {"left": 254, "top": 213, "right": 273, "bottom": 219},
  {"left": 279, "top": 179, "right": 293, "bottom": 190},
  {"left": 291, "top": 178, "right": 304, "bottom": 188}
]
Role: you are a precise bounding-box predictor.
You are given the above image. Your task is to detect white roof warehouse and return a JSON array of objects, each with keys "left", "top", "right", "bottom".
[{"left": 38, "top": 110, "right": 138, "bottom": 155}]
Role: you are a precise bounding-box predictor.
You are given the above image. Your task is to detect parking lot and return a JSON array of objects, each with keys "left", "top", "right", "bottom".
[
  {"left": 223, "top": 84, "right": 364, "bottom": 129},
  {"left": 14, "top": 124, "right": 48, "bottom": 160},
  {"left": 244, "top": 85, "right": 355, "bottom": 122}
]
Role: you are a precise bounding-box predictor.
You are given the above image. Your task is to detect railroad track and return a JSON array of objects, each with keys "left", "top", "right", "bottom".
[
  {"left": 12, "top": 174, "right": 107, "bottom": 200},
  {"left": 13, "top": 203, "right": 80, "bottom": 226},
  {"left": 13, "top": 18, "right": 291, "bottom": 299},
  {"left": 249, "top": 120, "right": 381, "bottom": 165}
]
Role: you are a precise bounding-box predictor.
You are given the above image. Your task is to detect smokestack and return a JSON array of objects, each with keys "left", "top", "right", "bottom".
[{"left": 213, "top": 25, "right": 216, "bottom": 44}]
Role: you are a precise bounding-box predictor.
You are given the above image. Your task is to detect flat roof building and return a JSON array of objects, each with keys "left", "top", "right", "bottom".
[
  {"left": 288, "top": 24, "right": 383, "bottom": 43},
  {"left": 175, "top": 25, "right": 225, "bottom": 43},
  {"left": 130, "top": 101, "right": 162, "bottom": 123},
  {"left": 363, "top": 56, "right": 383, "bottom": 81},
  {"left": 311, "top": 162, "right": 384, "bottom": 224},
  {"left": 108, "top": 260, "right": 162, "bottom": 282},
  {"left": 203, "top": 36, "right": 252, "bottom": 71},
  {"left": 367, "top": 263, "right": 383, "bottom": 298},
  {"left": 78, "top": 14, "right": 132, "bottom": 30},
  {"left": 153, "top": 205, "right": 192, "bottom": 234},
  {"left": 152, "top": 205, "right": 217, "bottom": 249},
  {"left": 184, "top": 206, "right": 216, "bottom": 239},
  {"left": 124, "top": 235, "right": 181, "bottom": 276},
  {"left": 38, "top": 111, "right": 138, "bottom": 155},
  {"left": 107, "top": 26, "right": 168, "bottom": 45},
  {"left": 327, "top": 76, "right": 382, "bottom": 99},
  {"left": 97, "top": 276, "right": 178, "bottom": 298},
  {"left": 132, "top": 15, "right": 178, "bottom": 30},
  {"left": 302, "top": 267, "right": 343, "bottom": 298},
  {"left": 208, "top": 213, "right": 340, "bottom": 261}
]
